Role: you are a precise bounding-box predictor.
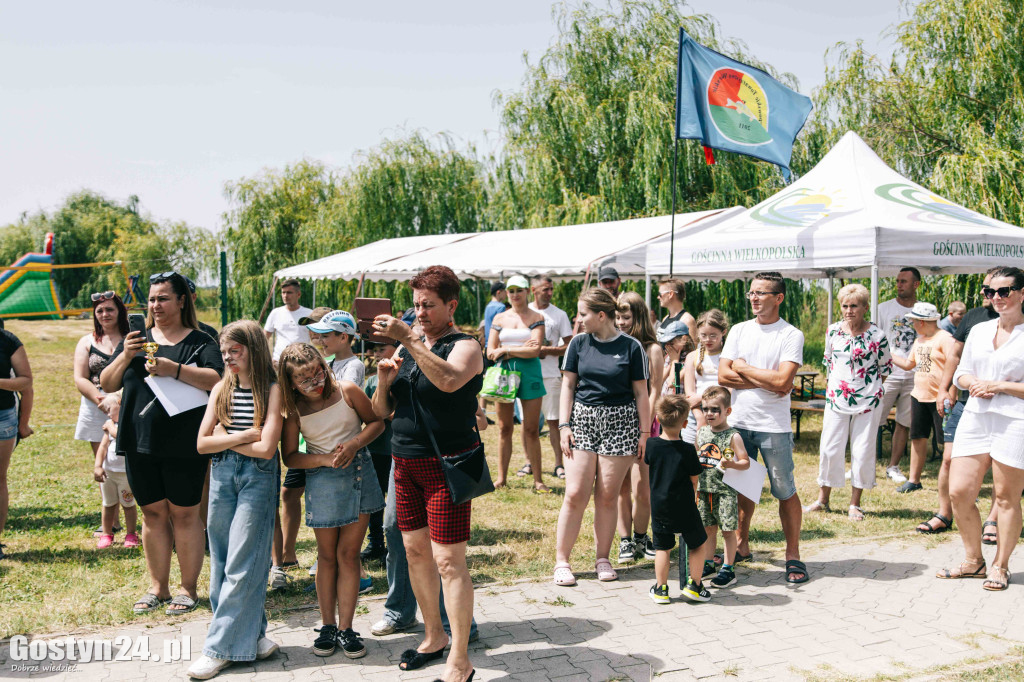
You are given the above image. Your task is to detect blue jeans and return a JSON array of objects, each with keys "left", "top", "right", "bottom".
[
  {"left": 383, "top": 461, "right": 477, "bottom": 638},
  {"left": 735, "top": 428, "right": 798, "bottom": 501},
  {"left": 203, "top": 451, "right": 279, "bottom": 661}
]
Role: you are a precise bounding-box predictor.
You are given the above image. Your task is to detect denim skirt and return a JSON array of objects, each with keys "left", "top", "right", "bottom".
[{"left": 304, "top": 448, "right": 385, "bottom": 528}]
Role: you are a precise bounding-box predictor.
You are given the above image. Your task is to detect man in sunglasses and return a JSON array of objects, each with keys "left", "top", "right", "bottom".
[{"left": 264, "top": 278, "right": 312, "bottom": 366}]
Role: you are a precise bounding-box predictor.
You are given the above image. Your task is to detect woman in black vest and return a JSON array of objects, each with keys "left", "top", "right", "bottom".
[{"left": 372, "top": 265, "right": 482, "bottom": 682}]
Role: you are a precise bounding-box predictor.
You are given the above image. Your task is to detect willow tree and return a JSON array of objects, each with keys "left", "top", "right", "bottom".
[{"left": 817, "top": 0, "right": 1024, "bottom": 310}]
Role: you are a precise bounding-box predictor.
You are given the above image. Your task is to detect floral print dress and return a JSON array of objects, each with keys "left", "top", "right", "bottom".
[{"left": 823, "top": 322, "right": 893, "bottom": 414}]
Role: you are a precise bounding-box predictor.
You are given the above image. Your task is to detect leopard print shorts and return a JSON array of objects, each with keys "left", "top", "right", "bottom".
[{"left": 569, "top": 402, "right": 641, "bottom": 457}]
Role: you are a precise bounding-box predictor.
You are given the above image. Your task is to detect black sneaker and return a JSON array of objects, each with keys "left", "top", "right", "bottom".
[
  {"left": 337, "top": 628, "right": 366, "bottom": 659},
  {"left": 897, "top": 481, "right": 923, "bottom": 493},
  {"left": 617, "top": 537, "right": 636, "bottom": 564},
  {"left": 312, "top": 624, "right": 338, "bottom": 657},
  {"left": 643, "top": 535, "right": 656, "bottom": 559},
  {"left": 632, "top": 533, "right": 653, "bottom": 560},
  {"left": 702, "top": 560, "right": 716, "bottom": 578},
  {"left": 683, "top": 578, "right": 711, "bottom": 603},
  {"left": 711, "top": 567, "right": 737, "bottom": 588},
  {"left": 649, "top": 583, "right": 669, "bottom": 604},
  {"left": 360, "top": 541, "right": 387, "bottom": 562}
]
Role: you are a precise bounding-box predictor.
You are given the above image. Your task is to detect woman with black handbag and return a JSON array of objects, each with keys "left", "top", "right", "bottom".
[{"left": 371, "top": 265, "right": 484, "bottom": 682}]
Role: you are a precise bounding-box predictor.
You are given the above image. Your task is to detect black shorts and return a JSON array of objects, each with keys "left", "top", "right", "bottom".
[
  {"left": 125, "top": 454, "right": 209, "bottom": 508},
  {"left": 910, "top": 396, "right": 944, "bottom": 443},
  {"left": 369, "top": 449, "right": 391, "bottom": 496},
  {"left": 652, "top": 526, "right": 707, "bottom": 552},
  {"left": 282, "top": 466, "right": 305, "bottom": 489}
]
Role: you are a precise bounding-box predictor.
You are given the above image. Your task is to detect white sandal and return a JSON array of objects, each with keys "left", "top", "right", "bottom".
[
  {"left": 553, "top": 562, "right": 576, "bottom": 586},
  {"left": 848, "top": 505, "right": 865, "bottom": 521}
]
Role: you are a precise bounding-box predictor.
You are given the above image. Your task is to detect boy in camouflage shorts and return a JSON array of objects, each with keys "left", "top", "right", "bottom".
[{"left": 695, "top": 386, "right": 750, "bottom": 588}]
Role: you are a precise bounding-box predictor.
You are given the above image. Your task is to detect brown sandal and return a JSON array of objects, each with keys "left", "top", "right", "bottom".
[
  {"left": 983, "top": 566, "right": 1010, "bottom": 591},
  {"left": 936, "top": 560, "right": 987, "bottom": 579}
]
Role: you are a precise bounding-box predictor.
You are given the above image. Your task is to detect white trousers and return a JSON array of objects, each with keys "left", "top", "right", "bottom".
[{"left": 818, "top": 408, "right": 880, "bottom": 489}]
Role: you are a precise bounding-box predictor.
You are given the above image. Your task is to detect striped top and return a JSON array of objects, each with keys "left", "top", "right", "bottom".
[{"left": 225, "top": 387, "right": 255, "bottom": 433}]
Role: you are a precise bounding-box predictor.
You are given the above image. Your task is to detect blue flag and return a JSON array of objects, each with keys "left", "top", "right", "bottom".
[{"left": 675, "top": 29, "right": 812, "bottom": 177}]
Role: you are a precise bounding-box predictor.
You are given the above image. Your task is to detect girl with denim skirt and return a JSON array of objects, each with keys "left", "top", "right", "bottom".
[
  {"left": 278, "top": 343, "right": 385, "bottom": 659},
  {"left": 187, "top": 320, "right": 284, "bottom": 680}
]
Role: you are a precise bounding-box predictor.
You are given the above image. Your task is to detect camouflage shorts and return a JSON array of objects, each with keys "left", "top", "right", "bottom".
[{"left": 697, "top": 489, "right": 738, "bottom": 532}]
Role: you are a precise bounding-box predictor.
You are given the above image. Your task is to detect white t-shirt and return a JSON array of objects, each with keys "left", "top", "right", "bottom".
[
  {"left": 529, "top": 302, "right": 574, "bottom": 379},
  {"left": 264, "top": 305, "right": 312, "bottom": 361},
  {"left": 721, "top": 318, "right": 804, "bottom": 433},
  {"left": 876, "top": 298, "right": 916, "bottom": 380},
  {"left": 104, "top": 436, "right": 125, "bottom": 473}
]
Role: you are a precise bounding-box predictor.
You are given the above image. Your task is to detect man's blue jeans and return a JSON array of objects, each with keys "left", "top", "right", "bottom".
[{"left": 383, "top": 460, "right": 477, "bottom": 638}]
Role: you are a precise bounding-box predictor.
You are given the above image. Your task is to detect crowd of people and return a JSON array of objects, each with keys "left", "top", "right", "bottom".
[{"left": 0, "top": 262, "right": 1021, "bottom": 681}]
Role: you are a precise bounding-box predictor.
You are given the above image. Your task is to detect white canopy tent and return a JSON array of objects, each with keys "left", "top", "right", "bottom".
[
  {"left": 639, "top": 131, "right": 1024, "bottom": 319},
  {"left": 349, "top": 209, "right": 736, "bottom": 283}
]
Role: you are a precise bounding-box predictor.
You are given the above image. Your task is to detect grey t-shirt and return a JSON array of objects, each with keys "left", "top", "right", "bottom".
[{"left": 331, "top": 355, "right": 365, "bottom": 385}]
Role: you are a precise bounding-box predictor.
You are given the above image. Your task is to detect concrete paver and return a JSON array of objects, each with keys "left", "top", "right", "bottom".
[{"left": 3, "top": 537, "right": 1023, "bottom": 681}]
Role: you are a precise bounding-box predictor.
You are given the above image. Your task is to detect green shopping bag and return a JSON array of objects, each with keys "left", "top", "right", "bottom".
[{"left": 479, "top": 365, "right": 521, "bottom": 403}]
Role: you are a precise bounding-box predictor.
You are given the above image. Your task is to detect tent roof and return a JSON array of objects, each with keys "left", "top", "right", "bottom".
[
  {"left": 274, "top": 233, "right": 477, "bottom": 281},
  {"left": 354, "top": 209, "right": 735, "bottom": 282},
  {"left": 641, "top": 131, "right": 1024, "bottom": 279}
]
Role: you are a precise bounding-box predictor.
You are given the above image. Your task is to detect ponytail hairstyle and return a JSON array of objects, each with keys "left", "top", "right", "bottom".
[
  {"left": 215, "top": 320, "right": 275, "bottom": 429},
  {"left": 616, "top": 291, "right": 658, "bottom": 348},
  {"left": 579, "top": 287, "right": 617, "bottom": 319},
  {"left": 694, "top": 308, "right": 729, "bottom": 376},
  {"left": 277, "top": 342, "right": 337, "bottom": 417}
]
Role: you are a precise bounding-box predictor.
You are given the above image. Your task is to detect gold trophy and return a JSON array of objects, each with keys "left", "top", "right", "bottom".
[
  {"left": 143, "top": 342, "right": 159, "bottom": 367},
  {"left": 717, "top": 447, "right": 734, "bottom": 473}
]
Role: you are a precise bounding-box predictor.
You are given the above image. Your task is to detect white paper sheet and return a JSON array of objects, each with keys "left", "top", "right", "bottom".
[
  {"left": 144, "top": 366, "right": 209, "bottom": 417},
  {"left": 722, "top": 457, "right": 768, "bottom": 504}
]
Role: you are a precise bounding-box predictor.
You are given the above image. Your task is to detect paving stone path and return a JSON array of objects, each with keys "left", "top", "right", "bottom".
[{"left": 3, "top": 536, "right": 1022, "bottom": 681}]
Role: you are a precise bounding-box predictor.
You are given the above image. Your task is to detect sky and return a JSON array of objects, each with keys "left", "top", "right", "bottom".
[{"left": 0, "top": 1, "right": 909, "bottom": 235}]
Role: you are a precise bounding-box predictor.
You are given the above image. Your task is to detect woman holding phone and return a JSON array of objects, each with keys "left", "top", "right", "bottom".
[{"left": 101, "top": 272, "right": 223, "bottom": 615}]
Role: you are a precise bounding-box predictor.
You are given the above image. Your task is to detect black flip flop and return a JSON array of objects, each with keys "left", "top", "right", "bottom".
[
  {"left": 398, "top": 646, "right": 446, "bottom": 671},
  {"left": 982, "top": 521, "right": 998, "bottom": 545},
  {"left": 785, "top": 560, "right": 809, "bottom": 584}
]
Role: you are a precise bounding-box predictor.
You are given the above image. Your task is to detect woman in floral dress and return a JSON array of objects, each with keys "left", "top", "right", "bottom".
[{"left": 805, "top": 284, "right": 892, "bottom": 520}]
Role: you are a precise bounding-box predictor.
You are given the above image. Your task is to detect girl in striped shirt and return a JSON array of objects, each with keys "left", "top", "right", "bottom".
[{"left": 189, "top": 320, "right": 284, "bottom": 680}]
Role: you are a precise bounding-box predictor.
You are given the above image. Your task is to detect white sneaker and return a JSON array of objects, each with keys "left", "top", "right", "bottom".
[
  {"left": 256, "top": 636, "right": 279, "bottom": 660},
  {"left": 187, "top": 655, "right": 231, "bottom": 680},
  {"left": 370, "top": 617, "right": 417, "bottom": 636},
  {"left": 886, "top": 466, "right": 907, "bottom": 484},
  {"left": 269, "top": 568, "right": 289, "bottom": 590},
  {"left": 309, "top": 560, "right": 318, "bottom": 577}
]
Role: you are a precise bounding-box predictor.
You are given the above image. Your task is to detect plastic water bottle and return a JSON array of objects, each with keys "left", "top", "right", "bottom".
[{"left": 942, "top": 398, "right": 952, "bottom": 430}]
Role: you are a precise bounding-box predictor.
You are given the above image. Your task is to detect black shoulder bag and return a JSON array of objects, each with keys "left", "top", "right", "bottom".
[{"left": 410, "top": 386, "right": 494, "bottom": 506}]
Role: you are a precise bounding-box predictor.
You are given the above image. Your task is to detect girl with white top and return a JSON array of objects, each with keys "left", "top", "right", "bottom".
[
  {"left": 614, "top": 292, "right": 663, "bottom": 563},
  {"left": 278, "top": 343, "right": 385, "bottom": 657},
  {"left": 804, "top": 285, "right": 891, "bottom": 521},
  {"left": 682, "top": 310, "right": 729, "bottom": 445},
  {"left": 554, "top": 288, "right": 650, "bottom": 586},
  {"left": 188, "top": 321, "right": 284, "bottom": 680},
  {"left": 941, "top": 267, "right": 1024, "bottom": 591},
  {"left": 487, "top": 275, "right": 549, "bottom": 493}
]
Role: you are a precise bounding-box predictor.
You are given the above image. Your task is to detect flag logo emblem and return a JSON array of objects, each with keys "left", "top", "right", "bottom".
[{"left": 707, "top": 68, "right": 772, "bottom": 146}]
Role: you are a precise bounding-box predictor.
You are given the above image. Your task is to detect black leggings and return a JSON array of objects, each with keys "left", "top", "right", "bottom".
[{"left": 366, "top": 449, "right": 392, "bottom": 544}]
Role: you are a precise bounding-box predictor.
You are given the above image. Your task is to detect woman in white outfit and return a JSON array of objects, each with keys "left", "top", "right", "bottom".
[
  {"left": 940, "top": 267, "right": 1024, "bottom": 591},
  {"left": 805, "top": 284, "right": 891, "bottom": 521}
]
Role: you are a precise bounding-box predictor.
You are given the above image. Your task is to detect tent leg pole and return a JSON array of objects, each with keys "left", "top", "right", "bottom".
[
  {"left": 645, "top": 270, "right": 652, "bottom": 308},
  {"left": 827, "top": 275, "right": 834, "bottom": 325},
  {"left": 870, "top": 265, "right": 879, "bottom": 323}
]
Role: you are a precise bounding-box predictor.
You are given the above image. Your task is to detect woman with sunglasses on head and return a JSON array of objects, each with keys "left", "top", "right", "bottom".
[
  {"left": 74, "top": 291, "right": 131, "bottom": 547},
  {"left": 487, "top": 275, "right": 549, "bottom": 493},
  {"left": 940, "top": 267, "right": 1024, "bottom": 591},
  {"left": 100, "top": 272, "right": 223, "bottom": 615}
]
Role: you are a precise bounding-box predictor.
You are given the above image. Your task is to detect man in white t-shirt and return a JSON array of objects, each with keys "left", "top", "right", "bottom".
[
  {"left": 527, "top": 276, "right": 573, "bottom": 478},
  {"left": 875, "top": 266, "right": 921, "bottom": 484},
  {"left": 719, "top": 271, "right": 808, "bottom": 583},
  {"left": 264, "top": 278, "right": 312, "bottom": 364}
]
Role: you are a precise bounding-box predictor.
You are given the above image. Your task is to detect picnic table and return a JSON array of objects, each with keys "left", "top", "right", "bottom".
[
  {"left": 790, "top": 401, "right": 938, "bottom": 459},
  {"left": 794, "top": 370, "right": 819, "bottom": 400}
]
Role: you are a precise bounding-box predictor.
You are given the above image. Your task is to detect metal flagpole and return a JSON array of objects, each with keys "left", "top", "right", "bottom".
[{"left": 669, "top": 139, "right": 679, "bottom": 278}]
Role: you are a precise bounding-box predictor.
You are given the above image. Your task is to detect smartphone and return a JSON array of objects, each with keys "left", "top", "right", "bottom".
[
  {"left": 128, "top": 314, "right": 147, "bottom": 337},
  {"left": 353, "top": 298, "right": 392, "bottom": 343}
]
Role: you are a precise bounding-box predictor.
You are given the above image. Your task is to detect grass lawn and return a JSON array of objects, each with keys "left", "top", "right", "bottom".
[{"left": 0, "top": 318, "right": 992, "bottom": 640}]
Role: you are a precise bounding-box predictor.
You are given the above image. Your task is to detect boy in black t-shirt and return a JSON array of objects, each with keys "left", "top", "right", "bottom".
[{"left": 644, "top": 395, "right": 710, "bottom": 604}]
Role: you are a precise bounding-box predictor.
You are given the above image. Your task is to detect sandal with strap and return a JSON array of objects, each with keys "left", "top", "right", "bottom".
[
  {"left": 982, "top": 520, "right": 998, "bottom": 545},
  {"left": 802, "top": 501, "right": 830, "bottom": 513},
  {"left": 917, "top": 513, "right": 952, "bottom": 534},
  {"left": 132, "top": 592, "right": 171, "bottom": 614},
  {"left": 515, "top": 463, "right": 532, "bottom": 477},
  {"left": 983, "top": 566, "right": 1010, "bottom": 591},
  {"left": 165, "top": 594, "right": 199, "bottom": 615},
  {"left": 936, "top": 560, "right": 987, "bottom": 579},
  {"left": 848, "top": 505, "right": 865, "bottom": 522},
  {"left": 553, "top": 465, "right": 566, "bottom": 480},
  {"left": 785, "top": 560, "right": 809, "bottom": 584},
  {"left": 595, "top": 558, "right": 618, "bottom": 582},
  {"left": 553, "top": 562, "right": 576, "bottom": 586}
]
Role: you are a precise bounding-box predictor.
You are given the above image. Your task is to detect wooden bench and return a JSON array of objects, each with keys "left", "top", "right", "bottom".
[{"left": 791, "top": 402, "right": 938, "bottom": 459}]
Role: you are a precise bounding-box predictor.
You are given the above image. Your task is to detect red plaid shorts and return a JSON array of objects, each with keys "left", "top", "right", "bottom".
[{"left": 392, "top": 449, "right": 475, "bottom": 544}]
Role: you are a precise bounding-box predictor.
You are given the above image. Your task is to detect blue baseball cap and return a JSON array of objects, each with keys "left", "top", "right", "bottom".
[
  {"left": 656, "top": 320, "right": 690, "bottom": 344},
  {"left": 306, "top": 310, "right": 357, "bottom": 335}
]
